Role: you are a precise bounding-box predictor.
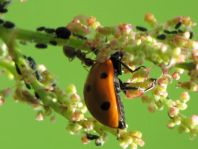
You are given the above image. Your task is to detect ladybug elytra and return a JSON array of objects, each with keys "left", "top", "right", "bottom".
[{"left": 83, "top": 52, "right": 156, "bottom": 129}]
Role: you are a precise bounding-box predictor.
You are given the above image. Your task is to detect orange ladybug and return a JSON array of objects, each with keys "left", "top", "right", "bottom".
[{"left": 84, "top": 52, "right": 156, "bottom": 129}]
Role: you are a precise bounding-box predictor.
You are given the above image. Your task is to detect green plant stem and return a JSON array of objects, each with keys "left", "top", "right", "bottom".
[{"left": 0, "top": 26, "right": 86, "bottom": 48}]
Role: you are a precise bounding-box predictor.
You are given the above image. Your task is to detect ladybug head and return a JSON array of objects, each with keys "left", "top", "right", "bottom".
[{"left": 110, "top": 51, "right": 123, "bottom": 62}]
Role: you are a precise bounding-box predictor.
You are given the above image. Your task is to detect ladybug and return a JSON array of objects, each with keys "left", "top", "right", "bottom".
[{"left": 84, "top": 52, "right": 156, "bottom": 129}]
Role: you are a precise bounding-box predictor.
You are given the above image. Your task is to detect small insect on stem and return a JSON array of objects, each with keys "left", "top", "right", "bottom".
[
  {"left": 136, "top": 26, "right": 148, "bottom": 32},
  {"left": 156, "top": 34, "right": 166, "bottom": 40},
  {"left": 15, "top": 63, "right": 22, "bottom": 75},
  {"left": 3, "top": 21, "right": 15, "bottom": 29},
  {"left": 86, "top": 134, "right": 99, "bottom": 140},
  {"left": 55, "top": 27, "right": 71, "bottom": 39},
  {"left": 175, "top": 22, "right": 182, "bottom": 29},
  {"left": 35, "top": 43, "right": 48, "bottom": 49}
]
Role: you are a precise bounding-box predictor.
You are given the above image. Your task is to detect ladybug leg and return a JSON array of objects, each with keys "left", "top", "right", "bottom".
[
  {"left": 119, "top": 61, "right": 145, "bottom": 73},
  {"left": 119, "top": 79, "right": 138, "bottom": 94},
  {"left": 119, "top": 78, "right": 157, "bottom": 94}
]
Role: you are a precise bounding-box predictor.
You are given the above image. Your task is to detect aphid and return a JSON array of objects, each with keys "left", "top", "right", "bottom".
[
  {"left": 49, "top": 40, "right": 57, "bottom": 46},
  {"left": 86, "top": 134, "right": 99, "bottom": 140},
  {"left": 45, "top": 28, "right": 55, "bottom": 34},
  {"left": 0, "top": 7, "right": 7, "bottom": 13},
  {"left": 72, "top": 33, "right": 87, "bottom": 40},
  {"left": 190, "top": 31, "right": 194, "bottom": 39},
  {"left": 36, "top": 26, "right": 46, "bottom": 32},
  {"left": 175, "top": 22, "right": 182, "bottom": 29},
  {"left": 164, "top": 30, "right": 177, "bottom": 34},
  {"left": 0, "top": 0, "right": 10, "bottom": 13},
  {"left": 63, "top": 46, "right": 94, "bottom": 66},
  {"left": 63, "top": 46, "right": 76, "bottom": 60},
  {"left": 55, "top": 27, "right": 71, "bottom": 39},
  {"left": 0, "top": 19, "right": 4, "bottom": 24},
  {"left": 35, "top": 43, "right": 48, "bottom": 49},
  {"left": 136, "top": 26, "right": 148, "bottom": 32},
  {"left": 26, "top": 56, "right": 36, "bottom": 70},
  {"left": 34, "top": 92, "right": 40, "bottom": 99},
  {"left": 25, "top": 82, "right": 31, "bottom": 90},
  {"left": 157, "top": 34, "right": 166, "bottom": 40},
  {"left": 15, "top": 63, "right": 22, "bottom": 75},
  {"left": 3, "top": 21, "right": 15, "bottom": 29},
  {"left": 84, "top": 52, "right": 156, "bottom": 129}
]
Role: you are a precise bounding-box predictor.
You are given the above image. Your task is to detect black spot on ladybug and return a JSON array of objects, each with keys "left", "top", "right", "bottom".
[
  {"left": 100, "top": 101, "right": 110, "bottom": 111},
  {"left": 55, "top": 27, "right": 71, "bottom": 39},
  {"left": 136, "top": 26, "right": 147, "bottom": 32},
  {"left": 86, "top": 84, "right": 91, "bottom": 92},
  {"left": 100, "top": 72, "right": 108, "bottom": 79},
  {"left": 0, "top": 19, "right": 4, "bottom": 24},
  {"left": 36, "top": 26, "right": 46, "bottom": 31},
  {"left": 35, "top": 43, "right": 47, "bottom": 49},
  {"left": 49, "top": 40, "right": 57, "bottom": 46},
  {"left": 157, "top": 34, "right": 166, "bottom": 40},
  {"left": 3, "top": 21, "right": 15, "bottom": 29}
]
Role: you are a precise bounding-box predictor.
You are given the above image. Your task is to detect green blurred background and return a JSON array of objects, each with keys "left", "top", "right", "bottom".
[{"left": 0, "top": 0, "right": 198, "bottom": 149}]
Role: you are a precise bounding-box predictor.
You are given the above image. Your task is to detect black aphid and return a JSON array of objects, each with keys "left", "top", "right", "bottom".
[
  {"left": 175, "top": 22, "right": 182, "bottom": 29},
  {"left": 49, "top": 40, "right": 57, "bottom": 46},
  {"left": 55, "top": 27, "right": 71, "bottom": 39},
  {"left": 190, "top": 32, "right": 194, "bottom": 39},
  {"left": 15, "top": 63, "right": 22, "bottom": 75},
  {"left": 45, "top": 28, "right": 55, "bottom": 34},
  {"left": 86, "top": 134, "right": 99, "bottom": 140},
  {"left": 157, "top": 34, "right": 166, "bottom": 40},
  {"left": 36, "top": 26, "right": 46, "bottom": 31},
  {"left": 3, "top": 21, "right": 15, "bottom": 29},
  {"left": 136, "top": 26, "right": 148, "bottom": 32},
  {"left": 25, "top": 83, "right": 31, "bottom": 90},
  {"left": 35, "top": 43, "right": 47, "bottom": 49}
]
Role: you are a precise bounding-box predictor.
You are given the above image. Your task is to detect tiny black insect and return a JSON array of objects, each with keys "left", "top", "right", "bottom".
[
  {"left": 25, "top": 82, "right": 31, "bottom": 90},
  {"left": 35, "top": 43, "right": 48, "bottom": 49},
  {"left": 164, "top": 30, "right": 177, "bottom": 34},
  {"left": 3, "top": 21, "right": 15, "bottom": 29},
  {"left": 175, "top": 22, "right": 182, "bottom": 29},
  {"left": 86, "top": 134, "right": 99, "bottom": 140},
  {"left": 26, "top": 56, "right": 37, "bottom": 70},
  {"left": 37, "top": 26, "right": 46, "bottom": 31},
  {"left": 0, "top": 19, "right": 4, "bottom": 24},
  {"left": 49, "top": 40, "right": 57, "bottom": 46},
  {"left": 45, "top": 28, "right": 55, "bottom": 34},
  {"left": 34, "top": 92, "right": 40, "bottom": 99},
  {"left": 0, "top": 7, "right": 7, "bottom": 13},
  {"left": 55, "top": 27, "right": 71, "bottom": 39},
  {"left": 157, "top": 34, "right": 166, "bottom": 40},
  {"left": 35, "top": 71, "right": 42, "bottom": 81},
  {"left": 15, "top": 63, "right": 22, "bottom": 75},
  {"left": 190, "top": 31, "right": 194, "bottom": 39},
  {"left": 72, "top": 33, "right": 87, "bottom": 40},
  {"left": 136, "top": 26, "right": 148, "bottom": 32}
]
